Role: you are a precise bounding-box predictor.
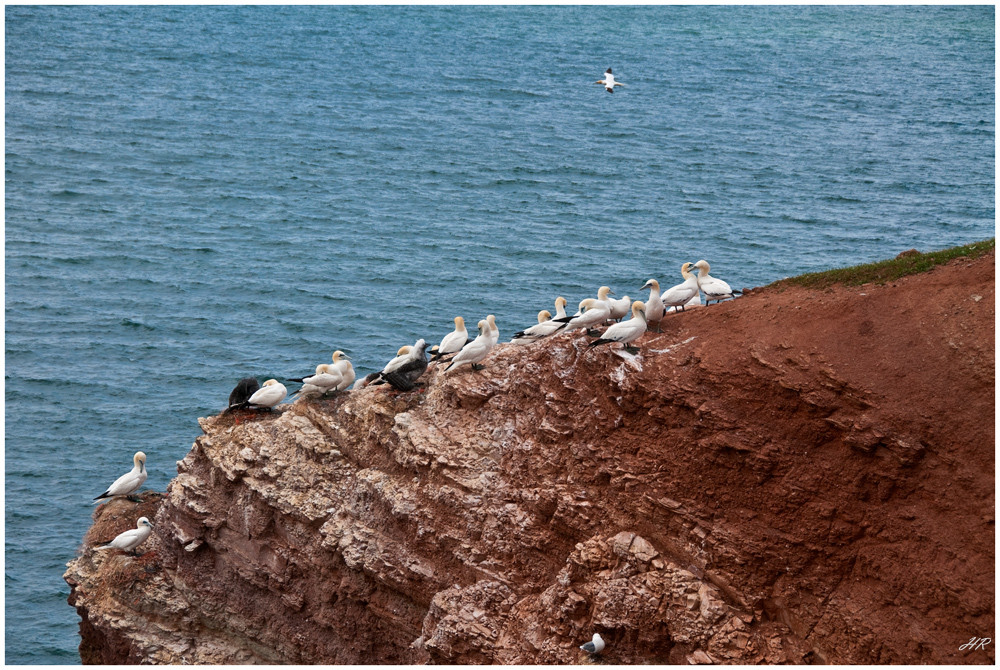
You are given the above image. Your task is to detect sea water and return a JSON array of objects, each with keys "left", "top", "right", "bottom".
[{"left": 5, "top": 6, "right": 993, "bottom": 663}]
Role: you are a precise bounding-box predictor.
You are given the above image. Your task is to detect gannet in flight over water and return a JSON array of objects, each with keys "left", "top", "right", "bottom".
[
  {"left": 596, "top": 68, "right": 626, "bottom": 93},
  {"left": 96, "top": 517, "right": 154, "bottom": 555},
  {"left": 93, "top": 451, "right": 147, "bottom": 503}
]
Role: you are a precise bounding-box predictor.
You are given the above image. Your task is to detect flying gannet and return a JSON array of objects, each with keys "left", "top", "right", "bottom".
[
  {"left": 580, "top": 633, "right": 606, "bottom": 655},
  {"left": 433, "top": 317, "right": 469, "bottom": 361},
  {"left": 96, "top": 517, "right": 154, "bottom": 556},
  {"left": 589, "top": 300, "right": 647, "bottom": 354},
  {"left": 93, "top": 451, "right": 147, "bottom": 503},
  {"left": 446, "top": 320, "right": 493, "bottom": 372},
  {"left": 693, "top": 260, "right": 740, "bottom": 304},
  {"left": 596, "top": 68, "right": 625, "bottom": 93},
  {"left": 661, "top": 262, "right": 701, "bottom": 312},
  {"left": 246, "top": 379, "right": 287, "bottom": 410},
  {"left": 640, "top": 278, "right": 666, "bottom": 332}
]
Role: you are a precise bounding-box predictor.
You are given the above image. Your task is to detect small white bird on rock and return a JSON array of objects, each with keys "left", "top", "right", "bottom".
[
  {"left": 247, "top": 379, "right": 287, "bottom": 410},
  {"left": 589, "top": 300, "right": 647, "bottom": 354},
  {"left": 693, "top": 259, "right": 740, "bottom": 304},
  {"left": 661, "top": 262, "right": 701, "bottom": 312}
]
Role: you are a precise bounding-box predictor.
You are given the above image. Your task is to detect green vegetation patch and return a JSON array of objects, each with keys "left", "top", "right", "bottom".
[{"left": 771, "top": 238, "right": 994, "bottom": 290}]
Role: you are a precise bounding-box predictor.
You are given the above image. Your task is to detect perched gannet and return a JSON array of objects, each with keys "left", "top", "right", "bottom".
[
  {"left": 246, "top": 379, "right": 287, "bottom": 410},
  {"left": 486, "top": 314, "right": 499, "bottom": 346},
  {"left": 553, "top": 296, "right": 568, "bottom": 319},
  {"left": 227, "top": 377, "right": 260, "bottom": 411},
  {"left": 596, "top": 68, "right": 625, "bottom": 93},
  {"left": 93, "top": 451, "right": 147, "bottom": 503},
  {"left": 640, "top": 279, "right": 666, "bottom": 332},
  {"left": 290, "top": 364, "right": 343, "bottom": 396},
  {"left": 446, "top": 320, "right": 493, "bottom": 372},
  {"left": 555, "top": 298, "right": 612, "bottom": 335},
  {"left": 580, "top": 633, "right": 605, "bottom": 655},
  {"left": 661, "top": 262, "right": 701, "bottom": 312},
  {"left": 666, "top": 293, "right": 702, "bottom": 313},
  {"left": 376, "top": 339, "right": 429, "bottom": 392},
  {"left": 381, "top": 345, "right": 414, "bottom": 376},
  {"left": 96, "top": 517, "right": 154, "bottom": 556},
  {"left": 693, "top": 259, "right": 740, "bottom": 304},
  {"left": 433, "top": 317, "right": 469, "bottom": 361},
  {"left": 511, "top": 310, "right": 558, "bottom": 344},
  {"left": 331, "top": 351, "right": 355, "bottom": 391},
  {"left": 608, "top": 294, "right": 631, "bottom": 321},
  {"left": 352, "top": 372, "right": 382, "bottom": 390},
  {"left": 589, "top": 300, "right": 647, "bottom": 354}
]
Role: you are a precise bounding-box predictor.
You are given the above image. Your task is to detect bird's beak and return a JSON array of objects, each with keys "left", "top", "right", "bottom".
[
  {"left": 608, "top": 289, "right": 616, "bottom": 296},
  {"left": 640, "top": 282, "right": 651, "bottom": 290}
]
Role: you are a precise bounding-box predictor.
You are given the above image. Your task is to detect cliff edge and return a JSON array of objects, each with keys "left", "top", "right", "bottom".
[{"left": 65, "top": 251, "right": 995, "bottom": 664}]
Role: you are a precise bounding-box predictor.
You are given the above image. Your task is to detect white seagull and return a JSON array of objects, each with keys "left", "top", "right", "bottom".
[
  {"left": 661, "top": 262, "right": 701, "bottom": 312},
  {"left": 446, "top": 320, "right": 494, "bottom": 372},
  {"left": 93, "top": 451, "right": 147, "bottom": 503},
  {"left": 580, "top": 633, "right": 605, "bottom": 655},
  {"left": 96, "top": 517, "right": 154, "bottom": 555},
  {"left": 596, "top": 68, "right": 625, "bottom": 93},
  {"left": 693, "top": 259, "right": 740, "bottom": 304},
  {"left": 247, "top": 379, "right": 287, "bottom": 410},
  {"left": 589, "top": 300, "right": 647, "bottom": 354},
  {"left": 640, "top": 278, "right": 666, "bottom": 332},
  {"left": 433, "top": 317, "right": 469, "bottom": 360}
]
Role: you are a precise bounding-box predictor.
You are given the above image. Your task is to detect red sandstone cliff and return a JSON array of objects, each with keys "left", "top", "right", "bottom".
[{"left": 65, "top": 251, "right": 995, "bottom": 664}]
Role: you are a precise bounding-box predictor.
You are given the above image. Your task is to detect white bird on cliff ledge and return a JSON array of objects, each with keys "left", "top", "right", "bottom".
[
  {"left": 580, "top": 632, "right": 605, "bottom": 655},
  {"left": 93, "top": 451, "right": 147, "bottom": 503},
  {"left": 246, "top": 379, "right": 287, "bottom": 410},
  {"left": 96, "top": 517, "right": 154, "bottom": 556}
]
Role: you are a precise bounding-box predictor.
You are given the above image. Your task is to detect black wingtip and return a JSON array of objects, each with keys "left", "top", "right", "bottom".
[
  {"left": 588, "top": 339, "right": 610, "bottom": 348},
  {"left": 93, "top": 492, "right": 109, "bottom": 501}
]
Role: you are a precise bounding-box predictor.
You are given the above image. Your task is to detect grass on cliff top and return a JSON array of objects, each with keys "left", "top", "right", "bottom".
[{"left": 770, "top": 238, "right": 994, "bottom": 290}]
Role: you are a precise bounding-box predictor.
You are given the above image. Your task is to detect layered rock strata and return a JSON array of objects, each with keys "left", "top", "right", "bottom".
[{"left": 66, "top": 252, "right": 995, "bottom": 664}]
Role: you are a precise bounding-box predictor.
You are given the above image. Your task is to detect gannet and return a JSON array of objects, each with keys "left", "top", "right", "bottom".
[
  {"left": 227, "top": 377, "right": 260, "bottom": 411},
  {"left": 381, "top": 345, "right": 414, "bottom": 376},
  {"left": 666, "top": 293, "right": 702, "bottom": 313},
  {"left": 608, "top": 294, "right": 631, "bottom": 321},
  {"left": 580, "top": 633, "right": 605, "bottom": 654},
  {"left": 596, "top": 68, "right": 625, "bottom": 93},
  {"left": 661, "top": 262, "right": 701, "bottom": 312},
  {"left": 433, "top": 317, "right": 468, "bottom": 360},
  {"left": 486, "top": 314, "right": 499, "bottom": 346},
  {"left": 589, "top": 300, "right": 647, "bottom": 354},
  {"left": 93, "top": 451, "right": 147, "bottom": 503},
  {"left": 553, "top": 296, "right": 568, "bottom": 319},
  {"left": 693, "top": 260, "right": 740, "bottom": 304},
  {"left": 446, "top": 320, "right": 493, "bottom": 372},
  {"left": 289, "top": 364, "right": 343, "bottom": 395},
  {"left": 555, "top": 297, "right": 612, "bottom": 335},
  {"left": 511, "top": 310, "right": 559, "bottom": 344},
  {"left": 246, "top": 379, "right": 287, "bottom": 410},
  {"left": 376, "top": 339, "right": 428, "bottom": 392},
  {"left": 640, "top": 278, "right": 666, "bottom": 332},
  {"left": 96, "top": 517, "right": 154, "bottom": 555},
  {"left": 331, "top": 351, "right": 355, "bottom": 390},
  {"left": 352, "top": 372, "right": 381, "bottom": 390}
]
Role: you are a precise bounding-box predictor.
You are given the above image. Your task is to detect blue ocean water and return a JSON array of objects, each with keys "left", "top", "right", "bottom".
[{"left": 4, "top": 5, "right": 994, "bottom": 663}]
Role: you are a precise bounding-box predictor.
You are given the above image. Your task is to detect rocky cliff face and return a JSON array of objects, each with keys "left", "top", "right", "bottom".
[{"left": 66, "top": 252, "right": 995, "bottom": 664}]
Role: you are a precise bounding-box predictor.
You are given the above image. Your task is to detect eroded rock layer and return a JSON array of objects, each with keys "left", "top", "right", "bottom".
[{"left": 66, "top": 253, "right": 995, "bottom": 664}]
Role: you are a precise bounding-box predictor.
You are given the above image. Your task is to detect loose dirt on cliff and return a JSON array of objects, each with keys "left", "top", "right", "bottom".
[{"left": 66, "top": 250, "right": 994, "bottom": 664}]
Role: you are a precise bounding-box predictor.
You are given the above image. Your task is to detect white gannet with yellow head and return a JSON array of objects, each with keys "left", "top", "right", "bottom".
[
  {"left": 96, "top": 517, "right": 154, "bottom": 555},
  {"left": 589, "top": 300, "right": 647, "bottom": 354},
  {"left": 93, "top": 451, "right": 147, "bottom": 503},
  {"left": 640, "top": 278, "right": 665, "bottom": 332},
  {"left": 331, "top": 351, "right": 355, "bottom": 390},
  {"left": 661, "top": 263, "right": 701, "bottom": 312},
  {"left": 692, "top": 260, "right": 739, "bottom": 304},
  {"left": 446, "top": 319, "right": 494, "bottom": 372},
  {"left": 511, "top": 309, "right": 559, "bottom": 344},
  {"left": 434, "top": 316, "right": 469, "bottom": 360},
  {"left": 554, "top": 297, "right": 611, "bottom": 335},
  {"left": 486, "top": 314, "right": 499, "bottom": 346},
  {"left": 247, "top": 379, "right": 287, "bottom": 410}
]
